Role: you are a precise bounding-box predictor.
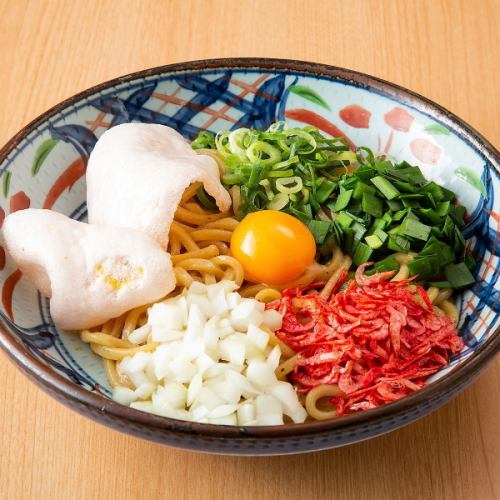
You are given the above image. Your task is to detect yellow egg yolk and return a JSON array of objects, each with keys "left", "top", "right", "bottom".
[{"left": 230, "top": 210, "right": 316, "bottom": 285}]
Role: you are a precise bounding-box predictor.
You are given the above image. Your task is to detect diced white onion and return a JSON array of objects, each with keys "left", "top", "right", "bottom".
[{"left": 112, "top": 280, "right": 306, "bottom": 426}]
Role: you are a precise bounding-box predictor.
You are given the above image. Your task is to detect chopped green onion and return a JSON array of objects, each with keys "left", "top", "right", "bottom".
[
  {"left": 276, "top": 176, "right": 303, "bottom": 194},
  {"left": 374, "top": 256, "right": 400, "bottom": 272},
  {"left": 333, "top": 190, "right": 353, "bottom": 212},
  {"left": 365, "top": 234, "right": 383, "bottom": 249},
  {"left": 399, "top": 216, "right": 431, "bottom": 241},
  {"left": 362, "top": 192, "right": 383, "bottom": 218},
  {"left": 336, "top": 211, "right": 354, "bottom": 228},
  {"left": 370, "top": 176, "right": 400, "bottom": 200},
  {"left": 388, "top": 235, "right": 411, "bottom": 252},
  {"left": 308, "top": 220, "right": 331, "bottom": 244},
  {"left": 267, "top": 192, "right": 289, "bottom": 210},
  {"left": 353, "top": 242, "right": 373, "bottom": 265},
  {"left": 353, "top": 182, "right": 376, "bottom": 200},
  {"left": 445, "top": 263, "right": 475, "bottom": 288}
]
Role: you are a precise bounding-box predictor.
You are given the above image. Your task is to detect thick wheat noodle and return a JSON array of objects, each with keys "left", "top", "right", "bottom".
[
  {"left": 202, "top": 218, "right": 239, "bottom": 231},
  {"left": 229, "top": 186, "right": 241, "bottom": 218},
  {"left": 80, "top": 331, "right": 135, "bottom": 348},
  {"left": 102, "top": 319, "right": 115, "bottom": 335},
  {"left": 239, "top": 283, "right": 269, "bottom": 298},
  {"left": 171, "top": 245, "right": 219, "bottom": 264},
  {"left": 170, "top": 222, "right": 200, "bottom": 252},
  {"left": 183, "top": 201, "right": 207, "bottom": 214},
  {"left": 268, "top": 333, "right": 295, "bottom": 359},
  {"left": 317, "top": 246, "right": 344, "bottom": 280},
  {"left": 173, "top": 267, "right": 194, "bottom": 288},
  {"left": 427, "top": 286, "right": 440, "bottom": 303},
  {"left": 320, "top": 256, "right": 352, "bottom": 299},
  {"left": 392, "top": 263, "right": 409, "bottom": 281},
  {"left": 123, "top": 305, "right": 149, "bottom": 337},
  {"left": 180, "top": 182, "right": 203, "bottom": 203},
  {"left": 190, "top": 229, "right": 233, "bottom": 242},
  {"left": 175, "top": 205, "right": 228, "bottom": 225},
  {"left": 276, "top": 354, "right": 300, "bottom": 381},
  {"left": 90, "top": 342, "right": 159, "bottom": 361},
  {"left": 436, "top": 288, "right": 453, "bottom": 304},
  {"left": 171, "top": 220, "right": 196, "bottom": 232},
  {"left": 439, "top": 300, "right": 459, "bottom": 324},
  {"left": 104, "top": 359, "right": 130, "bottom": 388},
  {"left": 392, "top": 252, "right": 417, "bottom": 264},
  {"left": 169, "top": 234, "right": 181, "bottom": 255},
  {"left": 305, "top": 385, "right": 345, "bottom": 421},
  {"left": 198, "top": 240, "right": 230, "bottom": 254},
  {"left": 176, "top": 258, "right": 226, "bottom": 279},
  {"left": 254, "top": 288, "right": 282, "bottom": 303},
  {"left": 210, "top": 255, "right": 245, "bottom": 287}
]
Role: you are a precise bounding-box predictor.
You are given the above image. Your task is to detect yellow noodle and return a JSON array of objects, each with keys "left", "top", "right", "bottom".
[
  {"left": 320, "top": 256, "right": 352, "bottom": 299},
  {"left": 173, "top": 267, "right": 194, "bottom": 288},
  {"left": 266, "top": 329, "right": 295, "bottom": 359},
  {"left": 254, "top": 288, "right": 282, "bottom": 303},
  {"left": 427, "top": 286, "right": 440, "bottom": 304},
  {"left": 198, "top": 240, "right": 230, "bottom": 254},
  {"left": 202, "top": 217, "right": 239, "bottom": 231},
  {"left": 436, "top": 288, "right": 453, "bottom": 305},
  {"left": 392, "top": 252, "right": 417, "bottom": 265},
  {"left": 123, "top": 305, "right": 149, "bottom": 337},
  {"left": 204, "top": 274, "right": 217, "bottom": 285},
  {"left": 276, "top": 354, "right": 299, "bottom": 381},
  {"left": 190, "top": 229, "right": 233, "bottom": 243},
  {"left": 90, "top": 342, "right": 158, "bottom": 361},
  {"left": 176, "top": 258, "right": 225, "bottom": 279},
  {"left": 240, "top": 283, "right": 269, "bottom": 298},
  {"left": 169, "top": 235, "right": 182, "bottom": 255},
  {"left": 170, "top": 222, "right": 200, "bottom": 252},
  {"left": 172, "top": 220, "right": 196, "bottom": 232},
  {"left": 104, "top": 359, "right": 125, "bottom": 388},
  {"left": 391, "top": 263, "right": 409, "bottom": 281},
  {"left": 317, "top": 245, "right": 344, "bottom": 281},
  {"left": 101, "top": 319, "right": 115, "bottom": 336},
  {"left": 183, "top": 201, "right": 207, "bottom": 214},
  {"left": 171, "top": 245, "right": 220, "bottom": 264},
  {"left": 210, "top": 255, "right": 245, "bottom": 287},
  {"left": 180, "top": 182, "right": 203, "bottom": 203},
  {"left": 81, "top": 331, "right": 135, "bottom": 348},
  {"left": 439, "top": 300, "right": 459, "bottom": 324},
  {"left": 230, "top": 185, "right": 241, "bottom": 218},
  {"left": 175, "top": 205, "right": 227, "bottom": 225},
  {"left": 305, "top": 385, "right": 344, "bottom": 421}
]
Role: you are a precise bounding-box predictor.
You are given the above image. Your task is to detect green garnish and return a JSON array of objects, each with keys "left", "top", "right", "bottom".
[{"left": 191, "top": 123, "right": 472, "bottom": 288}]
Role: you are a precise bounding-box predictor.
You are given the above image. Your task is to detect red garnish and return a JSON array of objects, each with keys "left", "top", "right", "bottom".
[{"left": 267, "top": 264, "right": 463, "bottom": 416}]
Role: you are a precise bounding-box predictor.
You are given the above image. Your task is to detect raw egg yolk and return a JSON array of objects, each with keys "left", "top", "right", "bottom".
[{"left": 230, "top": 210, "right": 316, "bottom": 285}]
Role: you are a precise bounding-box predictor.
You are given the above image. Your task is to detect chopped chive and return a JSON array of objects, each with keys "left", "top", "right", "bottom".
[
  {"left": 445, "top": 262, "right": 475, "bottom": 288},
  {"left": 365, "top": 234, "right": 383, "bottom": 249},
  {"left": 333, "top": 189, "right": 353, "bottom": 212},
  {"left": 336, "top": 211, "right": 354, "bottom": 228},
  {"left": 362, "top": 192, "right": 383, "bottom": 217},
  {"left": 370, "top": 176, "right": 400, "bottom": 200},
  {"left": 353, "top": 241, "right": 373, "bottom": 265},
  {"left": 374, "top": 256, "right": 400, "bottom": 272},
  {"left": 353, "top": 182, "right": 376, "bottom": 200},
  {"left": 388, "top": 235, "right": 411, "bottom": 252},
  {"left": 400, "top": 216, "right": 431, "bottom": 241}
]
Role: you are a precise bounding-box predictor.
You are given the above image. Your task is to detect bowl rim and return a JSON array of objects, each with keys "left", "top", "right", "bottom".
[{"left": 0, "top": 57, "right": 498, "bottom": 440}]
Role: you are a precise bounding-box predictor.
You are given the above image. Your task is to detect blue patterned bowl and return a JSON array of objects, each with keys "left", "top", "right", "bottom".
[{"left": 0, "top": 59, "right": 498, "bottom": 455}]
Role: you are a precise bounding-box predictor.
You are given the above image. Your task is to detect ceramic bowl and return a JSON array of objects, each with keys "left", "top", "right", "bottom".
[{"left": 0, "top": 58, "right": 498, "bottom": 455}]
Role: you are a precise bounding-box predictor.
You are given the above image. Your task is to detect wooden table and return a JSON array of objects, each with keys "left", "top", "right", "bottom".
[{"left": 0, "top": 1, "right": 498, "bottom": 499}]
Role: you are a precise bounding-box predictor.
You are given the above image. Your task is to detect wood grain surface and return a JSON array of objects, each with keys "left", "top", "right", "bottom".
[{"left": 0, "top": 1, "right": 498, "bottom": 499}]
